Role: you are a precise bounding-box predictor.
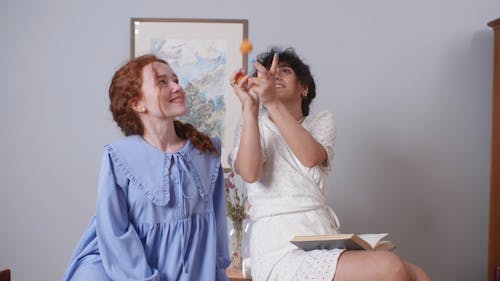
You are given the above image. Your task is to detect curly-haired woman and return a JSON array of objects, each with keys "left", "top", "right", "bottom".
[
  {"left": 230, "top": 47, "right": 431, "bottom": 281},
  {"left": 61, "top": 54, "right": 230, "bottom": 281}
]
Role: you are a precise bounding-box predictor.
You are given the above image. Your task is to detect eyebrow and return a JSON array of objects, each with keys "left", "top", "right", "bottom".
[
  {"left": 156, "top": 73, "right": 178, "bottom": 78},
  {"left": 155, "top": 73, "right": 179, "bottom": 84}
]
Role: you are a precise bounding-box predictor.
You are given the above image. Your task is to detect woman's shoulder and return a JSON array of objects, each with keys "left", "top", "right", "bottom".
[
  {"left": 101, "top": 136, "right": 173, "bottom": 205},
  {"left": 311, "top": 110, "right": 334, "bottom": 120},
  {"left": 104, "top": 135, "right": 143, "bottom": 152},
  {"left": 186, "top": 137, "right": 221, "bottom": 166},
  {"left": 304, "top": 111, "right": 335, "bottom": 127}
]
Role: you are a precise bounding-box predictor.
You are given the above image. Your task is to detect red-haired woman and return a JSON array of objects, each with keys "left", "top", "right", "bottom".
[{"left": 61, "top": 54, "right": 230, "bottom": 281}]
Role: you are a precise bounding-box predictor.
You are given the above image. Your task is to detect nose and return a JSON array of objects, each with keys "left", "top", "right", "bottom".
[
  {"left": 275, "top": 72, "right": 283, "bottom": 80},
  {"left": 172, "top": 82, "right": 183, "bottom": 92}
]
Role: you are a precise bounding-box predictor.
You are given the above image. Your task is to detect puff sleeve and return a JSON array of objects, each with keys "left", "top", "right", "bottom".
[
  {"left": 308, "top": 111, "right": 336, "bottom": 171},
  {"left": 95, "top": 152, "right": 161, "bottom": 281}
]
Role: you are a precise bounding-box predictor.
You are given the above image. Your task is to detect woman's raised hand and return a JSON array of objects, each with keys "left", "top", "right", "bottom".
[
  {"left": 230, "top": 70, "right": 259, "bottom": 113},
  {"left": 250, "top": 53, "right": 279, "bottom": 106}
]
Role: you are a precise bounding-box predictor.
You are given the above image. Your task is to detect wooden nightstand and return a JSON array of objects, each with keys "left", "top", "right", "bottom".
[{"left": 226, "top": 267, "right": 251, "bottom": 281}]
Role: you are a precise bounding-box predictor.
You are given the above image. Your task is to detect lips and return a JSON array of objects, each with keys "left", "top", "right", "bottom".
[
  {"left": 275, "top": 83, "right": 285, "bottom": 88},
  {"left": 169, "top": 96, "right": 185, "bottom": 103}
]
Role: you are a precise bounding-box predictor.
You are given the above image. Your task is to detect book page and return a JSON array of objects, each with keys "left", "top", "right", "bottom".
[{"left": 357, "top": 233, "right": 389, "bottom": 248}]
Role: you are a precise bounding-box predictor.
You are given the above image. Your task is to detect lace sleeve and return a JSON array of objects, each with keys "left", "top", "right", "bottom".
[{"left": 307, "top": 111, "right": 336, "bottom": 171}]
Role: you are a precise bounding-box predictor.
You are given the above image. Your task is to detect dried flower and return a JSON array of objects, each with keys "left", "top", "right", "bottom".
[{"left": 224, "top": 169, "right": 248, "bottom": 225}]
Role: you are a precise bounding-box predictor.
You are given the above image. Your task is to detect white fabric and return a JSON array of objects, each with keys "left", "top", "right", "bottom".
[{"left": 229, "top": 111, "right": 344, "bottom": 281}]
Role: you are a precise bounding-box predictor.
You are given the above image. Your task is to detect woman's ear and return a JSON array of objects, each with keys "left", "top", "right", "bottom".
[
  {"left": 301, "top": 86, "right": 309, "bottom": 99},
  {"left": 130, "top": 97, "right": 147, "bottom": 113}
]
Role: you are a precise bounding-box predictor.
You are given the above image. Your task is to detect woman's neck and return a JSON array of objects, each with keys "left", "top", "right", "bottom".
[
  {"left": 142, "top": 120, "right": 185, "bottom": 153},
  {"left": 282, "top": 101, "right": 304, "bottom": 122}
]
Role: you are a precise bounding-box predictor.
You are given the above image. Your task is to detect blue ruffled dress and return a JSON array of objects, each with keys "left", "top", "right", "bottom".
[{"left": 61, "top": 135, "right": 230, "bottom": 281}]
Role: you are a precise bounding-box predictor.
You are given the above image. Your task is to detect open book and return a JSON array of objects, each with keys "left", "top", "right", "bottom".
[{"left": 290, "top": 233, "right": 395, "bottom": 251}]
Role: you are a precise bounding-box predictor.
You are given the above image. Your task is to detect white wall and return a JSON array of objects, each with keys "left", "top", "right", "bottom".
[{"left": 0, "top": 0, "right": 497, "bottom": 280}]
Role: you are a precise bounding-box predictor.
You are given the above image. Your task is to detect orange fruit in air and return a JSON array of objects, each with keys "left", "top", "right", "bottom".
[{"left": 240, "top": 39, "right": 253, "bottom": 54}]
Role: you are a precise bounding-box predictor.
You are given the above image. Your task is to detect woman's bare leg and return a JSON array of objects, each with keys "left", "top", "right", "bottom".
[
  {"left": 333, "top": 251, "right": 410, "bottom": 281},
  {"left": 405, "top": 261, "right": 432, "bottom": 281},
  {"left": 333, "top": 251, "right": 431, "bottom": 281}
]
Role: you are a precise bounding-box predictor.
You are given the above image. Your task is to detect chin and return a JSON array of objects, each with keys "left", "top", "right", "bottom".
[
  {"left": 177, "top": 107, "right": 188, "bottom": 117},
  {"left": 167, "top": 108, "right": 188, "bottom": 120}
]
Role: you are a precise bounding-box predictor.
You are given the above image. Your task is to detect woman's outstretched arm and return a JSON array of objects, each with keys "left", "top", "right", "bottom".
[{"left": 230, "top": 71, "right": 263, "bottom": 182}]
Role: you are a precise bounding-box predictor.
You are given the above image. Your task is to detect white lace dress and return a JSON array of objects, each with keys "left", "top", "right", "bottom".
[{"left": 230, "top": 111, "right": 345, "bottom": 281}]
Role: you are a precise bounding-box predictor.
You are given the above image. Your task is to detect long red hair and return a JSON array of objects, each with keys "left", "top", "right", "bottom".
[{"left": 108, "top": 54, "right": 217, "bottom": 154}]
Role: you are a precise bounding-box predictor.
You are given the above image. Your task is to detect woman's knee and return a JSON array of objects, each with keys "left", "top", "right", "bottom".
[
  {"left": 335, "top": 250, "right": 410, "bottom": 281},
  {"left": 374, "top": 251, "right": 410, "bottom": 281}
]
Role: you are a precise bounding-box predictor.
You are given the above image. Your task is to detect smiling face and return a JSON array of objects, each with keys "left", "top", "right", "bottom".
[
  {"left": 136, "top": 61, "right": 187, "bottom": 120},
  {"left": 275, "top": 63, "right": 307, "bottom": 105},
  {"left": 256, "top": 48, "right": 316, "bottom": 116}
]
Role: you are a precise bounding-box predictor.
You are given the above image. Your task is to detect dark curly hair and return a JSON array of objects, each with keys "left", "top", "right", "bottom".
[
  {"left": 108, "top": 54, "right": 217, "bottom": 154},
  {"left": 255, "top": 47, "right": 316, "bottom": 116}
]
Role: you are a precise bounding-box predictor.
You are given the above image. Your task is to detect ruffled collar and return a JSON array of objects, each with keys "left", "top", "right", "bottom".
[
  {"left": 104, "top": 135, "right": 191, "bottom": 206},
  {"left": 104, "top": 135, "right": 220, "bottom": 206}
]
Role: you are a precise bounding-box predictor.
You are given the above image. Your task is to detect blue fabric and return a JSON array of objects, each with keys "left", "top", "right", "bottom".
[{"left": 61, "top": 135, "right": 230, "bottom": 281}]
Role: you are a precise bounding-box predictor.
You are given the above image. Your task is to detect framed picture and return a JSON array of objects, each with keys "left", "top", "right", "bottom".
[{"left": 131, "top": 18, "right": 248, "bottom": 168}]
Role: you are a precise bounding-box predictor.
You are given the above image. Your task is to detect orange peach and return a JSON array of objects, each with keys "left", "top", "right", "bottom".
[{"left": 240, "top": 39, "right": 253, "bottom": 54}]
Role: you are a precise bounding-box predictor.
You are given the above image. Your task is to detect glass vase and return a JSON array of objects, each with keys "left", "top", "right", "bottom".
[{"left": 229, "top": 219, "right": 243, "bottom": 269}]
